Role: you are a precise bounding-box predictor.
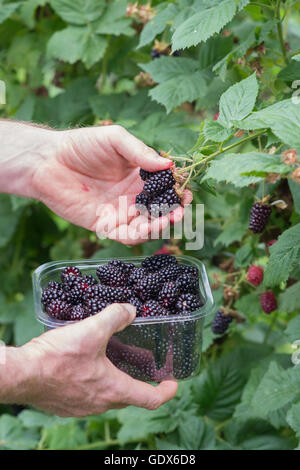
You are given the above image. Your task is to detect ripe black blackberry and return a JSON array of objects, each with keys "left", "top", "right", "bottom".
[
  {"left": 151, "top": 48, "right": 161, "bottom": 60},
  {"left": 135, "top": 192, "right": 151, "bottom": 212},
  {"left": 249, "top": 202, "right": 272, "bottom": 233},
  {"left": 134, "top": 272, "right": 162, "bottom": 301},
  {"left": 85, "top": 298, "right": 108, "bottom": 315},
  {"left": 96, "top": 264, "right": 128, "bottom": 287},
  {"left": 139, "top": 168, "right": 154, "bottom": 181},
  {"left": 129, "top": 296, "right": 143, "bottom": 316},
  {"left": 46, "top": 300, "right": 72, "bottom": 320},
  {"left": 143, "top": 170, "right": 175, "bottom": 196},
  {"left": 69, "top": 304, "right": 91, "bottom": 321},
  {"left": 108, "top": 260, "right": 134, "bottom": 275},
  {"left": 148, "top": 188, "right": 181, "bottom": 217},
  {"left": 158, "top": 282, "right": 178, "bottom": 308},
  {"left": 179, "top": 265, "right": 199, "bottom": 278},
  {"left": 142, "top": 253, "right": 177, "bottom": 272},
  {"left": 141, "top": 300, "right": 169, "bottom": 317},
  {"left": 160, "top": 263, "right": 182, "bottom": 282},
  {"left": 84, "top": 284, "right": 131, "bottom": 305},
  {"left": 176, "top": 293, "right": 204, "bottom": 314},
  {"left": 176, "top": 274, "right": 198, "bottom": 293},
  {"left": 61, "top": 266, "right": 82, "bottom": 283},
  {"left": 127, "top": 267, "right": 147, "bottom": 287},
  {"left": 41, "top": 282, "right": 67, "bottom": 307},
  {"left": 68, "top": 275, "right": 97, "bottom": 304},
  {"left": 211, "top": 309, "right": 233, "bottom": 334}
]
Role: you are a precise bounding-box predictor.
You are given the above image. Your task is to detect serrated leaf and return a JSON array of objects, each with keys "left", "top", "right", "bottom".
[
  {"left": 43, "top": 422, "right": 87, "bottom": 450},
  {"left": 278, "top": 61, "right": 300, "bottom": 81},
  {"left": 264, "top": 224, "right": 300, "bottom": 287},
  {"left": 140, "top": 56, "right": 199, "bottom": 83},
  {"left": 93, "top": 0, "right": 133, "bottom": 36},
  {"left": 50, "top": 0, "right": 105, "bottom": 25},
  {"left": 151, "top": 74, "right": 207, "bottom": 113},
  {"left": 287, "top": 402, "right": 300, "bottom": 437},
  {"left": 172, "top": 0, "right": 237, "bottom": 51},
  {"left": 252, "top": 362, "right": 300, "bottom": 415},
  {"left": 218, "top": 74, "right": 258, "bottom": 127},
  {"left": 203, "top": 120, "right": 233, "bottom": 142},
  {"left": 0, "top": 415, "right": 38, "bottom": 450},
  {"left": 47, "top": 26, "right": 107, "bottom": 68},
  {"left": 285, "top": 316, "right": 300, "bottom": 343},
  {"left": 279, "top": 282, "right": 300, "bottom": 313},
  {"left": 138, "top": 3, "right": 178, "bottom": 48},
  {"left": 237, "top": 99, "right": 300, "bottom": 149},
  {"left": 234, "top": 243, "right": 253, "bottom": 267},
  {"left": 0, "top": 1, "right": 19, "bottom": 24},
  {"left": 178, "top": 416, "right": 215, "bottom": 450},
  {"left": 203, "top": 152, "right": 289, "bottom": 187},
  {"left": 214, "top": 220, "right": 248, "bottom": 246}
]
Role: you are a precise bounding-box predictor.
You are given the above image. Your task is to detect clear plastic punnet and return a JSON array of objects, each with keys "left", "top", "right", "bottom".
[{"left": 33, "top": 255, "right": 214, "bottom": 382}]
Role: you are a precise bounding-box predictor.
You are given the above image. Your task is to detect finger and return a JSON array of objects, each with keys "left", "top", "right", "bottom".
[
  {"left": 110, "top": 126, "right": 173, "bottom": 172},
  {"left": 121, "top": 376, "right": 178, "bottom": 410}
]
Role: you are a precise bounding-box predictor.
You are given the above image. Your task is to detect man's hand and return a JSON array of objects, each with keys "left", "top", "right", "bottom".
[
  {"left": 27, "top": 125, "right": 192, "bottom": 244},
  {"left": 11, "top": 304, "right": 177, "bottom": 417}
]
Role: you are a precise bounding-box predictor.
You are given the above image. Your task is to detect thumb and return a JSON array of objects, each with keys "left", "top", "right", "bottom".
[{"left": 110, "top": 126, "right": 173, "bottom": 172}]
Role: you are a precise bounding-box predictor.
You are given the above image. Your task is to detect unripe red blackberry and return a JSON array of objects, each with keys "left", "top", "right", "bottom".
[
  {"left": 148, "top": 188, "right": 181, "bottom": 217},
  {"left": 247, "top": 266, "right": 264, "bottom": 286},
  {"left": 249, "top": 202, "right": 272, "bottom": 233},
  {"left": 143, "top": 169, "right": 175, "bottom": 196},
  {"left": 142, "top": 253, "right": 177, "bottom": 272},
  {"left": 260, "top": 291, "right": 277, "bottom": 313},
  {"left": 211, "top": 309, "right": 233, "bottom": 334}
]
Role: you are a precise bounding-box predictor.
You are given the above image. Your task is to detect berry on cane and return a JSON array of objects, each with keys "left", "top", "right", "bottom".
[
  {"left": 249, "top": 202, "right": 272, "bottom": 233},
  {"left": 143, "top": 170, "right": 175, "bottom": 196},
  {"left": 247, "top": 266, "right": 264, "bottom": 286},
  {"left": 260, "top": 291, "right": 277, "bottom": 313},
  {"left": 211, "top": 309, "right": 233, "bottom": 334},
  {"left": 148, "top": 188, "right": 181, "bottom": 217}
]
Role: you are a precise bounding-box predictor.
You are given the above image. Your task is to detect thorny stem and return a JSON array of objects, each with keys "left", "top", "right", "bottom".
[{"left": 178, "top": 129, "right": 267, "bottom": 175}]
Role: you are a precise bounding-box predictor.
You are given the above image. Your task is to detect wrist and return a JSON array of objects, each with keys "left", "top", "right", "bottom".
[
  {"left": 0, "top": 344, "right": 43, "bottom": 406},
  {"left": 0, "top": 120, "right": 60, "bottom": 199}
]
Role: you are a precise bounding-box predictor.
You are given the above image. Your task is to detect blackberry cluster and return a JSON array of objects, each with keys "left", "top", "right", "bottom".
[
  {"left": 211, "top": 309, "right": 233, "bottom": 335},
  {"left": 136, "top": 168, "right": 182, "bottom": 218},
  {"left": 249, "top": 202, "right": 272, "bottom": 233},
  {"left": 41, "top": 255, "right": 203, "bottom": 321}
]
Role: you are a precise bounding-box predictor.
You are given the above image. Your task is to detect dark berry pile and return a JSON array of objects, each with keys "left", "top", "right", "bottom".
[
  {"left": 249, "top": 202, "right": 272, "bottom": 233},
  {"left": 41, "top": 255, "right": 204, "bottom": 321},
  {"left": 135, "top": 168, "right": 182, "bottom": 217}
]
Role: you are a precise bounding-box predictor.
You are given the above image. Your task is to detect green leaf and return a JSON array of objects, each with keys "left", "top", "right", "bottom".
[
  {"left": 172, "top": 0, "right": 237, "bottom": 51},
  {"left": 18, "top": 411, "right": 56, "bottom": 429},
  {"left": 278, "top": 61, "right": 300, "bottom": 81},
  {"left": 140, "top": 56, "right": 199, "bottom": 83},
  {"left": 293, "top": 54, "right": 300, "bottom": 61},
  {"left": 289, "top": 179, "right": 300, "bottom": 215},
  {"left": 43, "top": 422, "right": 87, "bottom": 450},
  {"left": 138, "top": 3, "right": 179, "bottom": 48},
  {"left": 279, "top": 282, "right": 300, "bottom": 313},
  {"left": 203, "top": 120, "right": 233, "bottom": 142},
  {"left": 234, "top": 243, "right": 253, "bottom": 268},
  {"left": 285, "top": 316, "right": 300, "bottom": 343},
  {"left": 19, "top": 0, "right": 47, "bottom": 29},
  {"left": 0, "top": 195, "right": 21, "bottom": 247},
  {"left": 237, "top": 99, "right": 300, "bottom": 149},
  {"left": 252, "top": 362, "right": 300, "bottom": 415},
  {"left": 47, "top": 26, "right": 107, "bottom": 68},
  {"left": 50, "top": 0, "right": 105, "bottom": 25},
  {"left": 178, "top": 416, "right": 215, "bottom": 450},
  {"left": 204, "top": 152, "right": 289, "bottom": 187},
  {"left": 214, "top": 220, "right": 248, "bottom": 246},
  {"left": 287, "top": 402, "right": 300, "bottom": 438},
  {"left": 191, "top": 351, "right": 246, "bottom": 421},
  {"left": 93, "top": 0, "right": 133, "bottom": 36},
  {"left": 264, "top": 224, "right": 300, "bottom": 287},
  {"left": 13, "top": 291, "right": 44, "bottom": 346},
  {"left": 0, "top": 415, "right": 38, "bottom": 450},
  {"left": 218, "top": 73, "right": 258, "bottom": 127},
  {"left": 0, "top": 1, "right": 19, "bottom": 24}
]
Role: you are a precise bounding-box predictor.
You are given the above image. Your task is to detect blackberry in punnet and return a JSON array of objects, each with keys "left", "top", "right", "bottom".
[
  {"left": 129, "top": 296, "right": 143, "bottom": 316},
  {"left": 142, "top": 253, "right": 177, "bottom": 272},
  {"left": 158, "top": 282, "right": 178, "bottom": 308},
  {"left": 69, "top": 275, "right": 97, "bottom": 304},
  {"left": 160, "top": 263, "right": 182, "bottom": 282},
  {"left": 134, "top": 272, "right": 162, "bottom": 301},
  {"left": 143, "top": 169, "right": 175, "bottom": 196},
  {"left": 211, "top": 309, "right": 233, "bottom": 334},
  {"left": 249, "top": 202, "right": 272, "bottom": 233},
  {"left": 176, "top": 274, "right": 198, "bottom": 293},
  {"left": 108, "top": 260, "right": 134, "bottom": 275},
  {"left": 176, "top": 293, "right": 203, "bottom": 314},
  {"left": 127, "top": 267, "right": 147, "bottom": 287},
  {"left": 247, "top": 266, "right": 264, "bottom": 286},
  {"left": 96, "top": 264, "right": 128, "bottom": 287},
  {"left": 148, "top": 188, "right": 181, "bottom": 217},
  {"left": 85, "top": 298, "right": 108, "bottom": 315},
  {"left": 41, "top": 282, "right": 66, "bottom": 307},
  {"left": 135, "top": 192, "right": 151, "bottom": 212},
  {"left": 260, "top": 291, "right": 277, "bottom": 313},
  {"left": 179, "top": 265, "right": 199, "bottom": 278},
  {"left": 141, "top": 300, "right": 169, "bottom": 317},
  {"left": 61, "top": 266, "right": 82, "bottom": 283},
  {"left": 46, "top": 300, "right": 72, "bottom": 320},
  {"left": 69, "top": 304, "right": 91, "bottom": 321}
]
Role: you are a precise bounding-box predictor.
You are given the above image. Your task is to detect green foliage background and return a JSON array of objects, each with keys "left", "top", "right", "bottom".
[{"left": 0, "top": 0, "right": 300, "bottom": 450}]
